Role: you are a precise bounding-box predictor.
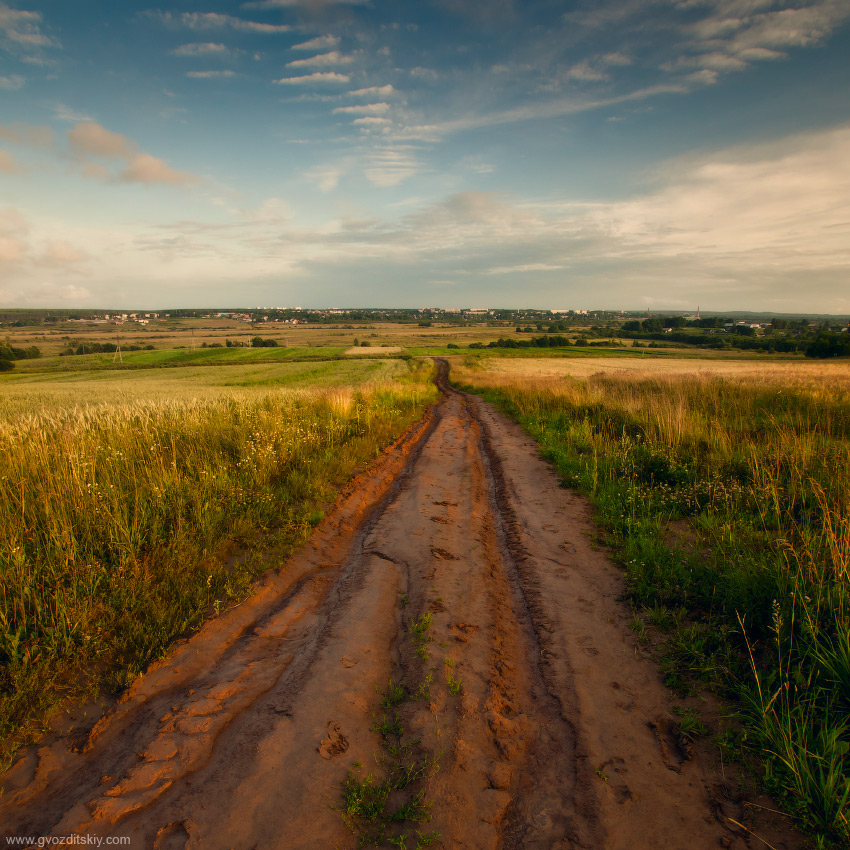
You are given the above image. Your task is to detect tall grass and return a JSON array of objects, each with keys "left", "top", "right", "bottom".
[
  {"left": 454, "top": 361, "right": 850, "bottom": 845},
  {"left": 0, "top": 368, "right": 436, "bottom": 765}
]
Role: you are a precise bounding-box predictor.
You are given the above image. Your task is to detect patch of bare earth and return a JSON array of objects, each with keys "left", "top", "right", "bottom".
[{"left": 0, "top": 361, "right": 804, "bottom": 849}]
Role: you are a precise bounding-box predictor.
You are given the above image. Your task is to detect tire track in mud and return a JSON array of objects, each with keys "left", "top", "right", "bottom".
[{"left": 0, "top": 361, "right": 801, "bottom": 850}]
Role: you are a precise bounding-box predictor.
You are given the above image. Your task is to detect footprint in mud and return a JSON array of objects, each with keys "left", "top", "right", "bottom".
[
  {"left": 450, "top": 622, "right": 479, "bottom": 643},
  {"left": 559, "top": 541, "right": 577, "bottom": 554},
  {"left": 610, "top": 681, "right": 636, "bottom": 712},
  {"left": 154, "top": 821, "right": 190, "bottom": 850},
  {"left": 648, "top": 717, "right": 690, "bottom": 772},
  {"left": 431, "top": 547, "right": 457, "bottom": 560},
  {"left": 429, "top": 599, "right": 447, "bottom": 613},
  {"left": 431, "top": 515, "right": 451, "bottom": 524},
  {"left": 317, "top": 722, "right": 349, "bottom": 760},
  {"left": 433, "top": 500, "right": 458, "bottom": 506},
  {"left": 597, "top": 757, "right": 633, "bottom": 804}
]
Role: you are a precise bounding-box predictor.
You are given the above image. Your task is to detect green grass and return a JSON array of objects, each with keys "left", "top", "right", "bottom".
[
  {"left": 0, "top": 359, "right": 437, "bottom": 767},
  {"left": 455, "top": 363, "right": 850, "bottom": 846}
]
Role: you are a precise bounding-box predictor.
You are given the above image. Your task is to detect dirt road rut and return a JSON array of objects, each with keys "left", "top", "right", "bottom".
[{"left": 1, "top": 361, "right": 788, "bottom": 849}]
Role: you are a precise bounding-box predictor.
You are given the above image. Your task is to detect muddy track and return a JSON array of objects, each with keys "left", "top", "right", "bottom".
[{"left": 1, "top": 361, "right": 800, "bottom": 850}]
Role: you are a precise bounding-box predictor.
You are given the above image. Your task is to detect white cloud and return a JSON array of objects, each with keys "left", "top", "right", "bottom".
[
  {"left": 243, "top": 0, "right": 369, "bottom": 7},
  {"left": 275, "top": 71, "right": 350, "bottom": 84},
  {"left": 172, "top": 42, "right": 233, "bottom": 57},
  {"left": 68, "top": 122, "right": 135, "bottom": 159},
  {"left": 410, "top": 67, "right": 439, "bottom": 80},
  {"left": 353, "top": 116, "right": 391, "bottom": 126},
  {"left": 186, "top": 70, "right": 237, "bottom": 78},
  {"left": 286, "top": 51, "right": 354, "bottom": 68},
  {"left": 333, "top": 102, "right": 390, "bottom": 115},
  {"left": 0, "top": 149, "right": 24, "bottom": 173},
  {"left": 348, "top": 84, "right": 398, "bottom": 97},
  {"left": 485, "top": 263, "right": 565, "bottom": 275},
  {"left": 119, "top": 153, "right": 198, "bottom": 186},
  {"left": 0, "top": 74, "right": 24, "bottom": 89},
  {"left": 148, "top": 11, "right": 290, "bottom": 34},
  {"left": 291, "top": 35, "right": 341, "bottom": 51},
  {"left": 66, "top": 122, "right": 199, "bottom": 186},
  {"left": 0, "top": 122, "right": 55, "bottom": 149},
  {"left": 0, "top": 3, "right": 59, "bottom": 51},
  {"left": 306, "top": 166, "right": 343, "bottom": 192}
]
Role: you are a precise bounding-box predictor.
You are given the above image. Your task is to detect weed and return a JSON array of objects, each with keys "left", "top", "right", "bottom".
[
  {"left": 672, "top": 705, "right": 708, "bottom": 740},
  {"left": 446, "top": 673, "right": 463, "bottom": 697}
]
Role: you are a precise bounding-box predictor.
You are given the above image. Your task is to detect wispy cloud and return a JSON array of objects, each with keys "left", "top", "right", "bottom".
[
  {"left": 275, "top": 71, "right": 350, "bottom": 84},
  {"left": 0, "top": 3, "right": 59, "bottom": 52},
  {"left": 147, "top": 11, "right": 290, "bottom": 34},
  {"left": 286, "top": 51, "right": 355, "bottom": 68},
  {"left": 186, "top": 70, "right": 237, "bottom": 79},
  {"left": 67, "top": 121, "right": 199, "bottom": 186},
  {"left": 0, "top": 74, "right": 24, "bottom": 90},
  {"left": 172, "top": 42, "right": 233, "bottom": 57},
  {"left": 0, "top": 122, "right": 55, "bottom": 148},
  {"left": 243, "top": 0, "right": 369, "bottom": 8},
  {"left": 0, "top": 149, "right": 24, "bottom": 173},
  {"left": 348, "top": 84, "right": 397, "bottom": 97},
  {"left": 333, "top": 102, "right": 390, "bottom": 115},
  {"left": 291, "top": 35, "right": 341, "bottom": 51}
]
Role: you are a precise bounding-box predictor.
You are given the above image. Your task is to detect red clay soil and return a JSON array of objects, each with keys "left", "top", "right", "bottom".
[{"left": 0, "top": 360, "right": 805, "bottom": 850}]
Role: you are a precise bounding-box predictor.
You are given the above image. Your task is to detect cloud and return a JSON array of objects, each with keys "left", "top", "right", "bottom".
[
  {"left": 66, "top": 121, "right": 199, "bottom": 186},
  {"left": 172, "top": 42, "right": 233, "bottom": 57},
  {"left": 348, "top": 84, "right": 397, "bottom": 97},
  {"left": 68, "top": 122, "right": 135, "bottom": 159},
  {"left": 0, "top": 121, "right": 55, "bottom": 148},
  {"left": 484, "top": 263, "right": 565, "bottom": 274},
  {"left": 36, "top": 240, "right": 89, "bottom": 268},
  {"left": 147, "top": 11, "right": 290, "bottom": 34},
  {"left": 410, "top": 66, "right": 439, "bottom": 80},
  {"left": 353, "top": 116, "right": 390, "bottom": 126},
  {"left": 243, "top": 0, "right": 369, "bottom": 7},
  {"left": 306, "top": 166, "right": 343, "bottom": 192},
  {"left": 275, "top": 71, "right": 350, "bottom": 83},
  {"left": 291, "top": 35, "right": 341, "bottom": 51},
  {"left": 0, "top": 73, "right": 24, "bottom": 89},
  {"left": 53, "top": 104, "right": 93, "bottom": 123},
  {"left": 286, "top": 51, "right": 354, "bottom": 67},
  {"left": 186, "top": 70, "right": 237, "bottom": 78},
  {"left": 0, "top": 3, "right": 59, "bottom": 52},
  {"left": 333, "top": 102, "right": 390, "bottom": 115},
  {"left": 364, "top": 145, "right": 421, "bottom": 187},
  {"left": 0, "top": 149, "right": 24, "bottom": 173},
  {"left": 119, "top": 153, "right": 198, "bottom": 186}
]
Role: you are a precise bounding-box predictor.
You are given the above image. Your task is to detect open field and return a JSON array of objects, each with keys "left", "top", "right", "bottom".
[
  {"left": 0, "top": 361, "right": 806, "bottom": 850},
  {"left": 461, "top": 354, "right": 850, "bottom": 384},
  {"left": 0, "top": 358, "right": 407, "bottom": 417},
  {"left": 453, "top": 355, "right": 850, "bottom": 845},
  {"left": 0, "top": 357, "right": 437, "bottom": 768},
  {"left": 0, "top": 343, "right": 845, "bottom": 848}
]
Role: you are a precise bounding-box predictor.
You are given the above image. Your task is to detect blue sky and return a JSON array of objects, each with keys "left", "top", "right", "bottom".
[{"left": 1, "top": 0, "right": 849, "bottom": 311}]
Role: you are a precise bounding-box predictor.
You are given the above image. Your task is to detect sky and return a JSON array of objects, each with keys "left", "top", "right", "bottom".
[{"left": 1, "top": 0, "right": 849, "bottom": 311}]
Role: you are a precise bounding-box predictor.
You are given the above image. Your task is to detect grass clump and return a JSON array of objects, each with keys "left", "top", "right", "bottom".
[
  {"left": 454, "top": 360, "right": 850, "bottom": 845},
  {"left": 0, "top": 366, "right": 437, "bottom": 767}
]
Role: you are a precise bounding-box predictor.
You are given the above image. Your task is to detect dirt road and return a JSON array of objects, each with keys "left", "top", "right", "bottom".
[{"left": 1, "top": 361, "right": 798, "bottom": 849}]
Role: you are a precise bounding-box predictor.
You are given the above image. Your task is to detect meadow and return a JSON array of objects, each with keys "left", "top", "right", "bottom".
[
  {"left": 453, "top": 356, "right": 850, "bottom": 846},
  {"left": 0, "top": 354, "right": 437, "bottom": 766}
]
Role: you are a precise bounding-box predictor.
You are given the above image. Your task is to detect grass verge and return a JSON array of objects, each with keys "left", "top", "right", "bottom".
[
  {"left": 454, "top": 363, "right": 850, "bottom": 847},
  {"left": 0, "top": 361, "right": 437, "bottom": 768}
]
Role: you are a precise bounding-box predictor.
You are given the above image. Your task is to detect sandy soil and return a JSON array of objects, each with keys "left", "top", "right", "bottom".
[
  {"left": 344, "top": 346, "right": 404, "bottom": 355},
  {"left": 0, "top": 361, "right": 804, "bottom": 850}
]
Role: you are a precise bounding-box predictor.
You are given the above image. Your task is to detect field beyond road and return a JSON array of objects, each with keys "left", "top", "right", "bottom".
[
  {"left": 0, "top": 361, "right": 806, "bottom": 850},
  {"left": 0, "top": 322, "right": 847, "bottom": 847}
]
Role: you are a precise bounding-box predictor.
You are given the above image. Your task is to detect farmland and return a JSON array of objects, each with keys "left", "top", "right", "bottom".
[
  {"left": 0, "top": 319, "right": 847, "bottom": 848},
  {"left": 453, "top": 354, "right": 850, "bottom": 844}
]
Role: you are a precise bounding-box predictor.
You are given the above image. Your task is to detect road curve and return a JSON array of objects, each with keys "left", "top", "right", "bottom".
[{"left": 0, "top": 360, "right": 794, "bottom": 850}]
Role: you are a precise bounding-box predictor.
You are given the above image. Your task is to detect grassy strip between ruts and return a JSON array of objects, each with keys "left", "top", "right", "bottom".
[
  {"left": 453, "top": 363, "right": 850, "bottom": 847},
  {"left": 0, "top": 360, "right": 437, "bottom": 768}
]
